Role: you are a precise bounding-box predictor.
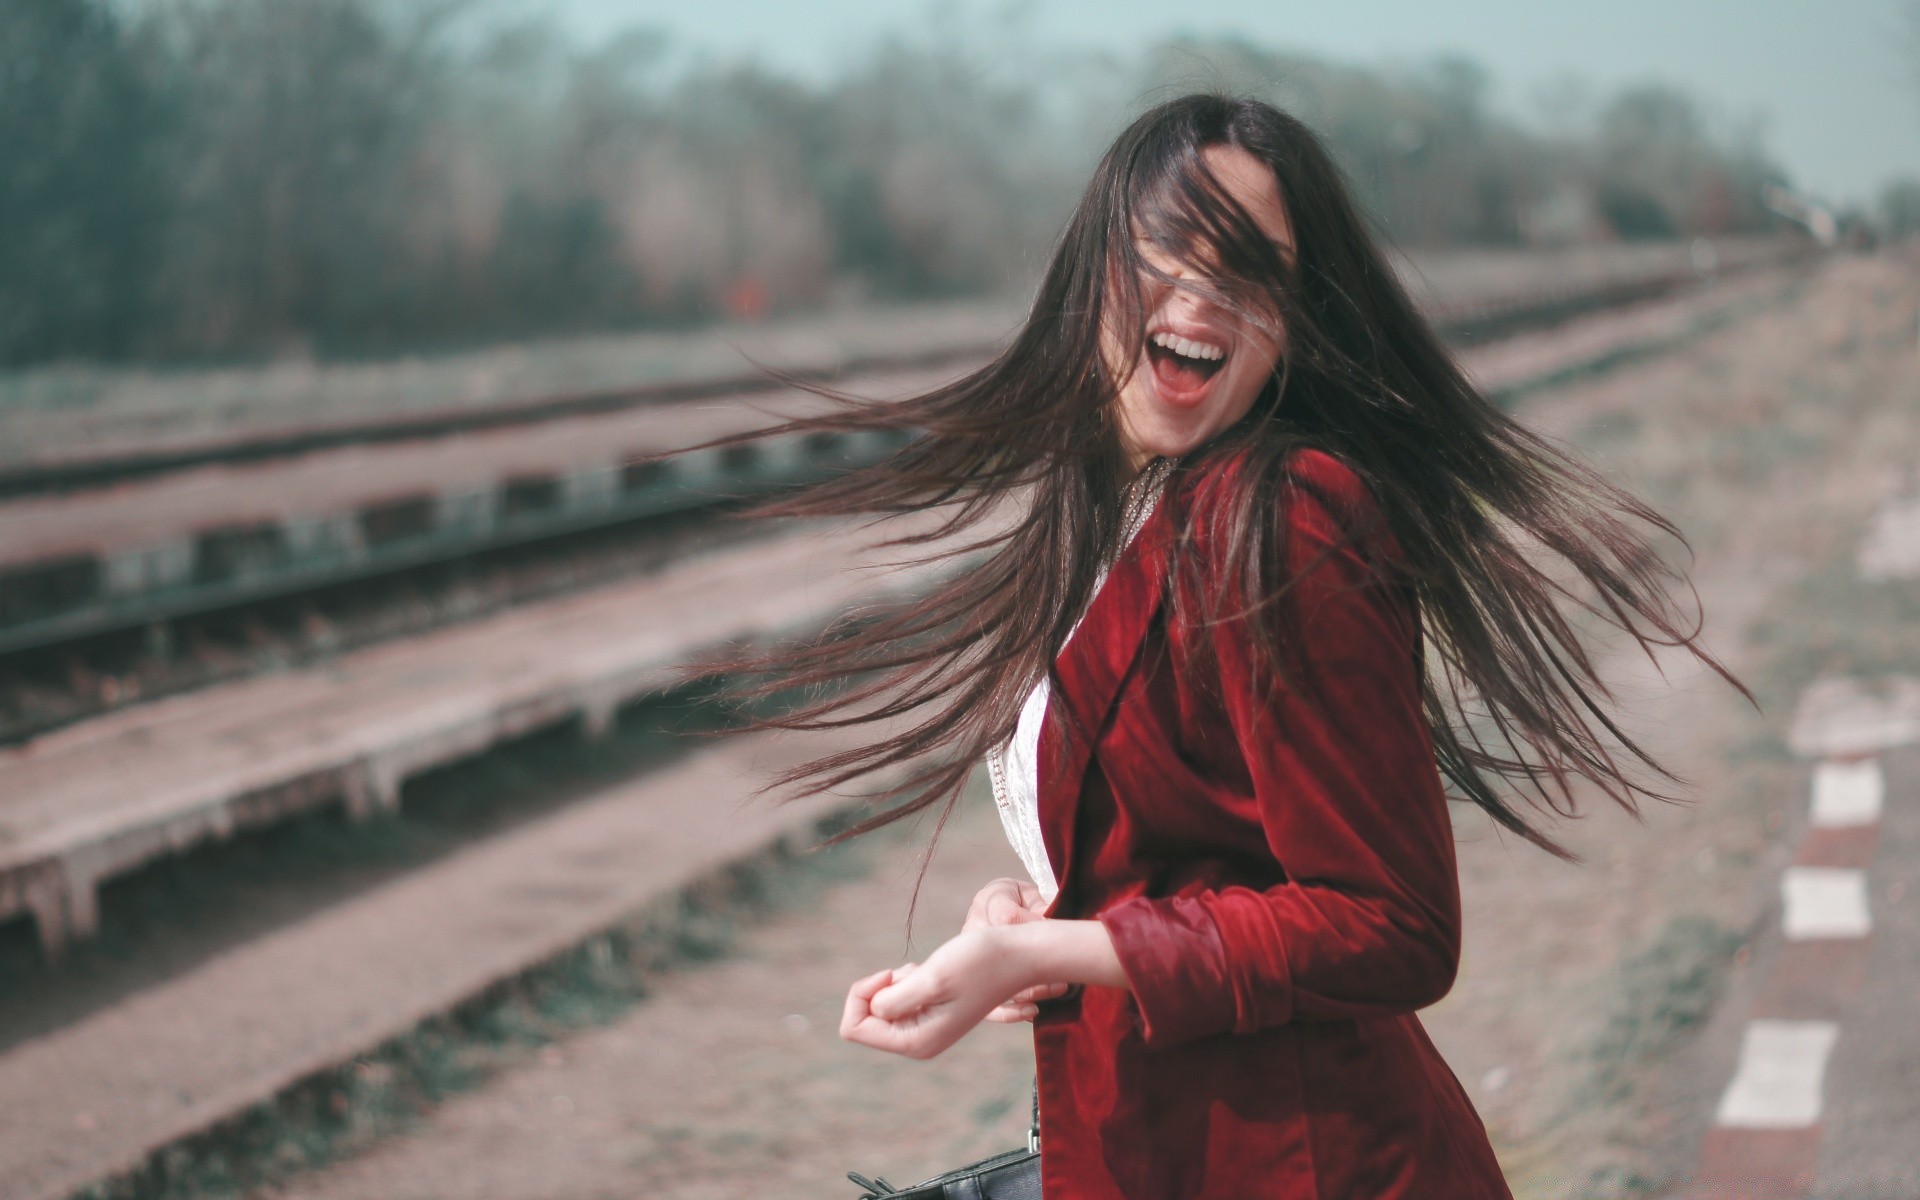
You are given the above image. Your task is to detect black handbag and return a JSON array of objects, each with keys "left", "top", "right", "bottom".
[{"left": 845, "top": 1079, "right": 1041, "bottom": 1199}]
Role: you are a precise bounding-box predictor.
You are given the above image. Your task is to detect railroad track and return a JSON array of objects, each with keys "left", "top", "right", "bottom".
[{"left": 0, "top": 378, "right": 926, "bottom": 659}]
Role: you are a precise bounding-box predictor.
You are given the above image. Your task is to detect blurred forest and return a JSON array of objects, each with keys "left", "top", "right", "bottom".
[{"left": 2, "top": 0, "right": 1809, "bottom": 367}]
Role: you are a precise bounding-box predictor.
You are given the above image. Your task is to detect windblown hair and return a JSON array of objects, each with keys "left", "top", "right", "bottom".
[{"left": 705, "top": 93, "right": 1743, "bottom": 873}]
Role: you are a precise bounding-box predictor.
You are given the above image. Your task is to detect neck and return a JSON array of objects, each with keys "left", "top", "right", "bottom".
[{"left": 1121, "top": 455, "right": 1169, "bottom": 506}]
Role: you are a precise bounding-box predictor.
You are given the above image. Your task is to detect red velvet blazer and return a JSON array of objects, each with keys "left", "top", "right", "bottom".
[{"left": 1030, "top": 448, "right": 1511, "bottom": 1199}]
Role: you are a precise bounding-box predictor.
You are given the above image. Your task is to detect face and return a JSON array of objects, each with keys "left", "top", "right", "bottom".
[{"left": 1104, "top": 144, "right": 1295, "bottom": 473}]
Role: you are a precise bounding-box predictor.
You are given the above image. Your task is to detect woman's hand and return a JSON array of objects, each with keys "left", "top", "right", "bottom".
[
  {"left": 963, "top": 876, "right": 1047, "bottom": 929},
  {"left": 840, "top": 927, "right": 1029, "bottom": 1060},
  {"left": 963, "top": 877, "right": 1074, "bottom": 1022}
]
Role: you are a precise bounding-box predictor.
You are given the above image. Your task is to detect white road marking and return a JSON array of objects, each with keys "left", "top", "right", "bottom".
[
  {"left": 1859, "top": 496, "right": 1920, "bottom": 580},
  {"left": 1715, "top": 1019, "right": 1841, "bottom": 1129},
  {"left": 1782, "top": 867, "right": 1872, "bottom": 940},
  {"left": 1811, "top": 759, "right": 1884, "bottom": 828},
  {"left": 1787, "top": 676, "right": 1920, "bottom": 757}
]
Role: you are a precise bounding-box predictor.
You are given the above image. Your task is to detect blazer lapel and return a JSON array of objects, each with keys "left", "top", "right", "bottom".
[{"left": 1039, "top": 499, "right": 1173, "bottom": 916}]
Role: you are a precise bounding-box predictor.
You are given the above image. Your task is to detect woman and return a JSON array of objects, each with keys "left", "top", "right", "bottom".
[{"left": 726, "top": 94, "right": 1738, "bottom": 1197}]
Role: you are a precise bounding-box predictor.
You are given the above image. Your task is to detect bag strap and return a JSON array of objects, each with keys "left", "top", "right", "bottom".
[
  {"left": 845, "top": 1080, "right": 1042, "bottom": 1198},
  {"left": 1029, "top": 1075, "right": 1040, "bottom": 1153}
]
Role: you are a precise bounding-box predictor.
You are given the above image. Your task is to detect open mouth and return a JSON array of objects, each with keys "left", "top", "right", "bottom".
[{"left": 1145, "top": 330, "right": 1227, "bottom": 399}]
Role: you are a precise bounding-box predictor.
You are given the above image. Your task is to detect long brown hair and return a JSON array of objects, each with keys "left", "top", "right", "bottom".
[{"left": 703, "top": 93, "right": 1743, "bottom": 879}]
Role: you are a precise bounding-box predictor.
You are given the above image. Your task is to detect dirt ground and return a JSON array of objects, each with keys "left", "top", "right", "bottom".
[
  {"left": 258, "top": 784, "right": 1043, "bottom": 1200},
  {"left": 260, "top": 251, "right": 1920, "bottom": 1200},
  {"left": 1431, "top": 250, "right": 1920, "bottom": 1196}
]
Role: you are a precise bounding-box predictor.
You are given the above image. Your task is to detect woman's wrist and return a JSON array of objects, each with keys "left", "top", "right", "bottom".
[{"left": 990, "top": 917, "right": 1130, "bottom": 992}]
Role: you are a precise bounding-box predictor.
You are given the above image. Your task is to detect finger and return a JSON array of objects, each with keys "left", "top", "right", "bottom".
[
  {"left": 840, "top": 969, "right": 893, "bottom": 1038},
  {"left": 967, "top": 884, "right": 1010, "bottom": 924},
  {"left": 870, "top": 972, "right": 934, "bottom": 1021},
  {"left": 992, "top": 891, "right": 1045, "bottom": 924},
  {"left": 986, "top": 1001, "right": 1039, "bottom": 1023},
  {"left": 851, "top": 968, "right": 895, "bottom": 997},
  {"left": 842, "top": 1013, "right": 913, "bottom": 1055},
  {"left": 985, "top": 905, "right": 1039, "bottom": 929},
  {"left": 967, "top": 879, "right": 1021, "bottom": 928},
  {"left": 849, "top": 1018, "right": 948, "bottom": 1061},
  {"left": 844, "top": 999, "right": 952, "bottom": 1059},
  {"left": 963, "top": 897, "right": 991, "bottom": 931}
]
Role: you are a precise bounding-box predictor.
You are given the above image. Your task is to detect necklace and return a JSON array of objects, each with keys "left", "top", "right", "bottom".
[{"left": 1115, "top": 457, "right": 1172, "bottom": 557}]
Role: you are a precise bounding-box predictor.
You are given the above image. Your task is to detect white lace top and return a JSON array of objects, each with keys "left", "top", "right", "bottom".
[
  {"left": 985, "top": 463, "right": 1169, "bottom": 906},
  {"left": 987, "top": 675, "right": 1059, "bottom": 902}
]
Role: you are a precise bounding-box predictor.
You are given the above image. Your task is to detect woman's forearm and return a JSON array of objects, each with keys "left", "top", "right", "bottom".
[{"left": 998, "top": 917, "right": 1131, "bottom": 991}]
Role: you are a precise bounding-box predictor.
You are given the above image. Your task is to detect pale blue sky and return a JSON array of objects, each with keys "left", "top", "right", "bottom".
[{"left": 532, "top": 0, "right": 1920, "bottom": 207}]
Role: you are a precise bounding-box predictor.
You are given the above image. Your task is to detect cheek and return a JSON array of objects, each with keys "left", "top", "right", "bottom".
[
  {"left": 1220, "top": 345, "right": 1280, "bottom": 421},
  {"left": 1099, "top": 322, "right": 1146, "bottom": 393}
]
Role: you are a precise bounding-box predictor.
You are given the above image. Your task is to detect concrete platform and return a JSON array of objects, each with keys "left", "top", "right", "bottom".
[
  {"left": 0, "top": 718, "right": 899, "bottom": 1200},
  {"left": 0, "top": 367, "right": 942, "bottom": 654},
  {"left": 0, "top": 517, "right": 946, "bottom": 957}
]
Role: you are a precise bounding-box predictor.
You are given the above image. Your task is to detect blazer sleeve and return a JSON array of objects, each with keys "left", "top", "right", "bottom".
[{"left": 1096, "top": 453, "right": 1462, "bottom": 1049}]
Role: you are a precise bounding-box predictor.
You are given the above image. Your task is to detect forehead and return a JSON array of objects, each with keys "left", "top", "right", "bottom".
[{"left": 1198, "top": 144, "right": 1293, "bottom": 250}]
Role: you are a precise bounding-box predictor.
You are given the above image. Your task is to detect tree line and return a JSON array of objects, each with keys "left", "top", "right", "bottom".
[{"left": 2, "top": 0, "right": 1799, "bottom": 368}]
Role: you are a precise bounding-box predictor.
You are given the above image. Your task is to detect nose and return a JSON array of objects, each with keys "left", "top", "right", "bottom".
[{"left": 1157, "top": 278, "right": 1220, "bottom": 327}]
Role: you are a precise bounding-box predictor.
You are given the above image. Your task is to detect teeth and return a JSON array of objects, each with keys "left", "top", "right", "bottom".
[{"left": 1150, "top": 331, "right": 1226, "bottom": 361}]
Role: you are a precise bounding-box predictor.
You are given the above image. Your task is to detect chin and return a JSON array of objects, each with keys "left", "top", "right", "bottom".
[{"left": 1134, "top": 424, "right": 1215, "bottom": 463}]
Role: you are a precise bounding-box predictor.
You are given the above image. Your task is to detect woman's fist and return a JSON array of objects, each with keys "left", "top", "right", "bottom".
[
  {"left": 963, "top": 876, "right": 1047, "bottom": 932},
  {"left": 840, "top": 929, "right": 1025, "bottom": 1059}
]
